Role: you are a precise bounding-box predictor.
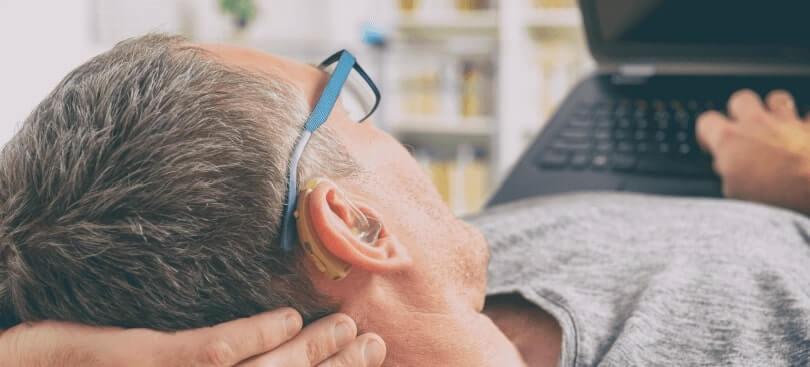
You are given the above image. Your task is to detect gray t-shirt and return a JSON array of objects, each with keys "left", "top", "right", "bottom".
[{"left": 467, "top": 193, "right": 810, "bottom": 366}]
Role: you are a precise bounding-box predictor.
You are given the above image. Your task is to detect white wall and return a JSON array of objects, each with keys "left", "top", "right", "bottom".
[
  {"left": 0, "top": 0, "right": 187, "bottom": 146},
  {"left": 0, "top": 0, "right": 98, "bottom": 145}
]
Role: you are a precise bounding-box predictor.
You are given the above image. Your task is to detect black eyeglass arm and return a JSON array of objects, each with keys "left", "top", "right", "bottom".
[{"left": 351, "top": 62, "right": 381, "bottom": 122}]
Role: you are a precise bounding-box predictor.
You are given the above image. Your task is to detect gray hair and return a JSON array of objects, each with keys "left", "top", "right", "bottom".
[{"left": 0, "top": 34, "right": 355, "bottom": 330}]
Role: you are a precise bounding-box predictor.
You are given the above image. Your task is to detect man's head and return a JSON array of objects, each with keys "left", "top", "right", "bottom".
[{"left": 0, "top": 34, "right": 489, "bottom": 331}]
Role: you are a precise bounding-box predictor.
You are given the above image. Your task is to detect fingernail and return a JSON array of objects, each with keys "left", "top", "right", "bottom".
[
  {"left": 285, "top": 313, "right": 301, "bottom": 337},
  {"left": 363, "top": 338, "right": 385, "bottom": 365},
  {"left": 334, "top": 322, "right": 354, "bottom": 344}
]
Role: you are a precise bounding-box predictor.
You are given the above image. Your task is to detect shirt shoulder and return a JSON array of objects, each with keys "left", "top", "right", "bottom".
[{"left": 469, "top": 193, "right": 810, "bottom": 366}]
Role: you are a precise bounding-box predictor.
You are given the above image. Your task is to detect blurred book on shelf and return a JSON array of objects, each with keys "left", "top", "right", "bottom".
[
  {"left": 415, "top": 145, "right": 489, "bottom": 214},
  {"left": 397, "top": 0, "right": 494, "bottom": 13},
  {"left": 399, "top": 0, "right": 421, "bottom": 12},
  {"left": 394, "top": 52, "right": 493, "bottom": 121},
  {"left": 456, "top": 0, "right": 491, "bottom": 11},
  {"left": 533, "top": 0, "right": 576, "bottom": 8}
]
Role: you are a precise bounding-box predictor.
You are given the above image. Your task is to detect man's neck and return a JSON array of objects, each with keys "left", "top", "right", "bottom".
[
  {"left": 340, "top": 288, "right": 526, "bottom": 367},
  {"left": 355, "top": 305, "right": 526, "bottom": 366}
]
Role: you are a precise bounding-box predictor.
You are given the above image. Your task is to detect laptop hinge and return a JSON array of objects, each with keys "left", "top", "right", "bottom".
[
  {"left": 618, "top": 64, "right": 656, "bottom": 77},
  {"left": 611, "top": 64, "right": 656, "bottom": 84}
]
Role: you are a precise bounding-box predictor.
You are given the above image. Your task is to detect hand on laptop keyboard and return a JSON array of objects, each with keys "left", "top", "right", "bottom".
[{"left": 697, "top": 89, "right": 810, "bottom": 214}]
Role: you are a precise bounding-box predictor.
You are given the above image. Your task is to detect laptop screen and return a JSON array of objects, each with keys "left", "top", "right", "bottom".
[{"left": 583, "top": 0, "right": 810, "bottom": 64}]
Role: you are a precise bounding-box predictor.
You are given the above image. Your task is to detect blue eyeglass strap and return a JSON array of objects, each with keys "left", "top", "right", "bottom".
[
  {"left": 304, "top": 51, "right": 356, "bottom": 131},
  {"left": 280, "top": 50, "right": 358, "bottom": 251},
  {"left": 316, "top": 51, "right": 381, "bottom": 122},
  {"left": 279, "top": 130, "right": 312, "bottom": 251}
]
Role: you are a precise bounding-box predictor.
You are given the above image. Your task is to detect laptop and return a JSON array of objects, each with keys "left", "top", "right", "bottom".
[{"left": 488, "top": 0, "right": 810, "bottom": 206}]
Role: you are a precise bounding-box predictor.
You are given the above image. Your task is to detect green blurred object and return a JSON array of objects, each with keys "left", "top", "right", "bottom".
[{"left": 219, "top": 0, "right": 258, "bottom": 29}]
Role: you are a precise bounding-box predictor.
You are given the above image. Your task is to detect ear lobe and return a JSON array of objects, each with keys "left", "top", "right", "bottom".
[{"left": 306, "top": 181, "right": 411, "bottom": 274}]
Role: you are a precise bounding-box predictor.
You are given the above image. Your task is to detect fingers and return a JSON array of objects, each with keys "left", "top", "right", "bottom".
[
  {"left": 765, "top": 90, "right": 799, "bottom": 121},
  {"left": 236, "top": 313, "right": 358, "bottom": 367},
  {"left": 727, "top": 89, "right": 766, "bottom": 121},
  {"left": 183, "top": 308, "right": 303, "bottom": 367},
  {"left": 316, "top": 334, "right": 386, "bottom": 367},
  {"left": 696, "top": 110, "right": 733, "bottom": 153}
]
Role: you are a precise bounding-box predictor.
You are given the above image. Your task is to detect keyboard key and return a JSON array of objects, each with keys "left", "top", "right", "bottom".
[
  {"left": 594, "top": 129, "right": 611, "bottom": 140},
  {"left": 595, "top": 119, "right": 613, "bottom": 128},
  {"left": 617, "top": 141, "right": 634, "bottom": 152},
  {"left": 570, "top": 119, "right": 593, "bottom": 128},
  {"left": 559, "top": 128, "right": 591, "bottom": 140},
  {"left": 611, "top": 154, "right": 637, "bottom": 172},
  {"left": 595, "top": 140, "right": 613, "bottom": 152},
  {"left": 551, "top": 140, "right": 590, "bottom": 151},
  {"left": 614, "top": 129, "right": 632, "bottom": 140},
  {"left": 570, "top": 153, "right": 590, "bottom": 169},
  {"left": 591, "top": 154, "right": 609, "bottom": 169},
  {"left": 536, "top": 150, "right": 569, "bottom": 169}
]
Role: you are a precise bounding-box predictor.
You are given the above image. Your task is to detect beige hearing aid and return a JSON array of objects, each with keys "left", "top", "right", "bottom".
[{"left": 294, "top": 179, "right": 382, "bottom": 280}]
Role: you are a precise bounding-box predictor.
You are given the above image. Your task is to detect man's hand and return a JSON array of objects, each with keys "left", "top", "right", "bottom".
[
  {"left": 697, "top": 89, "right": 810, "bottom": 213},
  {"left": 2, "top": 309, "right": 386, "bottom": 367}
]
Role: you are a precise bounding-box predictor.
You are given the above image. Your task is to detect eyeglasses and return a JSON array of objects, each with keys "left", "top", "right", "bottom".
[{"left": 279, "top": 50, "right": 381, "bottom": 252}]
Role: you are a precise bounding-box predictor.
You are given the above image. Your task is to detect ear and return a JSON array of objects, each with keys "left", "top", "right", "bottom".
[{"left": 304, "top": 180, "right": 411, "bottom": 273}]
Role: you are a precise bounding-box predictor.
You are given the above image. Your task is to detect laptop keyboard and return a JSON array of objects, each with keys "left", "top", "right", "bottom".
[{"left": 534, "top": 97, "right": 809, "bottom": 178}]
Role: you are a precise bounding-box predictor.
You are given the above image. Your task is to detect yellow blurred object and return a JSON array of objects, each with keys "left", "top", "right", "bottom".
[
  {"left": 399, "top": 0, "right": 420, "bottom": 12},
  {"left": 534, "top": 0, "right": 575, "bottom": 8},
  {"left": 402, "top": 71, "right": 440, "bottom": 116},
  {"left": 456, "top": 0, "right": 487, "bottom": 11},
  {"left": 461, "top": 62, "right": 482, "bottom": 117},
  {"left": 430, "top": 161, "right": 453, "bottom": 204},
  {"left": 420, "top": 147, "right": 489, "bottom": 214},
  {"left": 462, "top": 160, "right": 488, "bottom": 212},
  {"left": 421, "top": 73, "right": 440, "bottom": 115}
]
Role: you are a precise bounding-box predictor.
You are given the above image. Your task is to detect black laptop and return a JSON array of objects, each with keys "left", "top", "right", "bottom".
[{"left": 488, "top": 0, "right": 810, "bottom": 206}]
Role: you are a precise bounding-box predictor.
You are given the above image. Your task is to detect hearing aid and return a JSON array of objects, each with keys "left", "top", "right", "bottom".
[{"left": 294, "top": 178, "right": 382, "bottom": 280}]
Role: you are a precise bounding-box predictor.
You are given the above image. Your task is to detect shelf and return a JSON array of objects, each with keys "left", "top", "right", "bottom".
[
  {"left": 395, "top": 10, "right": 498, "bottom": 37},
  {"left": 390, "top": 116, "right": 492, "bottom": 136},
  {"left": 525, "top": 8, "right": 581, "bottom": 29},
  {"left": 389, "top": 116, "right": 493, "bottom": 148}
]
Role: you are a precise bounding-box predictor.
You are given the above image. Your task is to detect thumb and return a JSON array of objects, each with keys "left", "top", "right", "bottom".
[
  {"left": 696, "top": 110, "right": 733, "bottom": 155},
  {"left": 169, "top": 308, "right": 303, "bottom": 367}
]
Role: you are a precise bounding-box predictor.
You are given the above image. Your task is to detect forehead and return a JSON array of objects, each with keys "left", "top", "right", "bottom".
[{"left": 197, "top": 43, "right": 327, "bottom": 108}]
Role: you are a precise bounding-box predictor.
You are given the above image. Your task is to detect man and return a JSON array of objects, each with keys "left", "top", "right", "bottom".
[{"left": 2, "top": 34, "right": 810, "bottom": 366}]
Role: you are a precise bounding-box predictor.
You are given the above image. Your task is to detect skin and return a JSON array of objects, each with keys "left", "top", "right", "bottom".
[
  {"left": 199, "top": 45, "right": 556, "bottom": 366},
  {"left": 697, "top": 89, "right": 810, "bottom": 214}
]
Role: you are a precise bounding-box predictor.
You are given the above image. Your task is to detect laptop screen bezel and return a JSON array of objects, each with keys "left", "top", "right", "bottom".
[{"left": 580, "top": 0, "right": 810, "bottom": 67}]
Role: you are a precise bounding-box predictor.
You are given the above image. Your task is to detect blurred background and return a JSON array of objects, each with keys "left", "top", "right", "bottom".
[{"left": 0, "top": 0, "right": 592, "bottom": 214}]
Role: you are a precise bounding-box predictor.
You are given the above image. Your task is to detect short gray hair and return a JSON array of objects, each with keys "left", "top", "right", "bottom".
[{"left": 0, "top": 34, "right": 356, "bottom": 330}]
